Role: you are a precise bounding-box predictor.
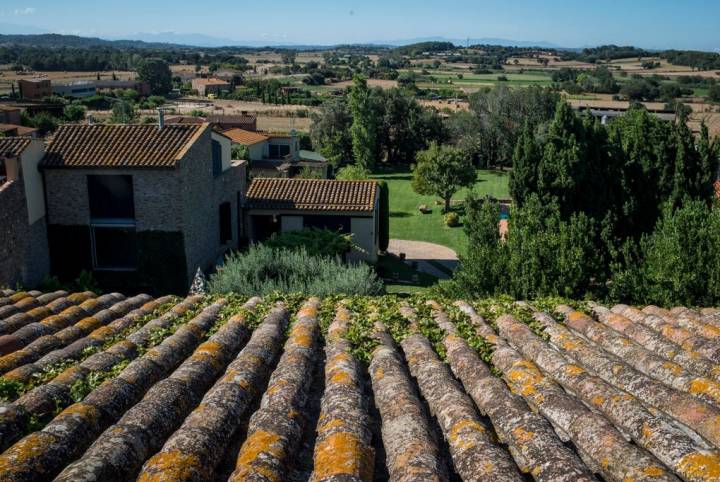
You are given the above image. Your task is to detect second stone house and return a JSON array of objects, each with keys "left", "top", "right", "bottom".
[{"left": 40, "top": 121, "right": 245, "bottom": 294}]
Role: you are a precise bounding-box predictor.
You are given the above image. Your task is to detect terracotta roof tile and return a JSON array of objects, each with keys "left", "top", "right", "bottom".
[
  {"left": 715, "top": 180, "right": 720, "bottom": 200},
  {"left": 0, "top": 137, "right": 32, "bottom": 158},
  {"left": 246, "top": 178, "right": 377, "bottom": 212},
  {"left": 223, "top": 128, "right": 268, "bottom": 146},
  {"left": 41, "top": 123, "right": 207, "bottom": 169}
]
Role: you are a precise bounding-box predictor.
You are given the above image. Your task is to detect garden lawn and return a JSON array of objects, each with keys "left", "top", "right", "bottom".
[{"left": 372, "top": 167, "right": 510, "bottom": 255}]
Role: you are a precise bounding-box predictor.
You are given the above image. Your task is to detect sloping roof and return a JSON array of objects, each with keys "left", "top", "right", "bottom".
[
  {"left": 0, "top": 124, "right": 37, "bottom": 136},
  {"left": 0, "top": 137, "right": 32, "bottom": 158},
  {"left": 246, "top": 178, "right": 377, "bottom": 212},
  {"left": 223, "top": 128, "right": 268, "bottom": 146},
  {"left": 206, "top": 114, "right": 256, "bottom": 126},
  {"left": 1, "top": 291, "right": 719, "bottom": 481},
  {"left": 715, "top": 180, "right": 720, "bottom": 200},
  {"left": 165, "top": 115, "right": 206, "bottom": 125},
  {"left": 41, "top": 123, "right": 207, "bottom": 169}
]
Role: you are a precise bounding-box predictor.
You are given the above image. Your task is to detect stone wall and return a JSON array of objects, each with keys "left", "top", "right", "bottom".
[
  {"left": 43, "top": 127, "right": 246, "bottom": 293},
  {"left": 0, "top": 179, "right": 49, "bottom": 287},
  {"left": 179, "top": 132, "right": 245, "bottom": 282}
]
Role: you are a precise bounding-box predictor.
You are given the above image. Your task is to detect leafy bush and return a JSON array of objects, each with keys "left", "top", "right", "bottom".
[
  {"left": 444, "top": 212, "right": 460, "bottom": 227},
  {"left": 264, "top": 228, "right": 352, "bottom": 257},
  {"left": 335, "top": 164, "right": 370, "bottom": 180},
  {"left": 209, "top": 245, "right": 384, "bottom": 296}
]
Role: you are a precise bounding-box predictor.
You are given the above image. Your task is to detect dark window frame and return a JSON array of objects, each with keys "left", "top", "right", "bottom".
[
  {"left": 212, "top": 139, "right": 222, "bottom": 178},
  {"left": 87, "top": 174, "right": 135, "bottom": 222}
]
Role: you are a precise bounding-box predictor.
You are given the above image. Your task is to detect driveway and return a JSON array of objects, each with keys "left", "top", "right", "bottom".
[{"left": 387, "top": 239, "right": 459, "bottom": 279}]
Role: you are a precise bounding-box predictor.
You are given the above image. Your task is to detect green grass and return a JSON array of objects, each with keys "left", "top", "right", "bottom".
[{"left": 371, "top": 166, "right": 510, "bottom": 255}]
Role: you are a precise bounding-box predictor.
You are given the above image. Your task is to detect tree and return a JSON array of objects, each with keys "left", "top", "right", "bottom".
[
  {"left": 509, "top": 122, "right": 539, "bottom": 206},
  {"left": 137, "top": 58, "right": 172, "bottom": 95},
  {"left": 710, "top": 83, "right": 720, "bottom": 103},
  {"left": 611, "top": 201, "right": 720, "bottom": 306},
  {"left": 412, "top": 142, "right": 476, "bottom": 212},
  {"left": 29, "top": 112, "right": 58, "bottom": 135},
  {"left": 63, "top": 104, "right": 85, "bottom": 122},
  {"left": 310, "top": 99, "right": 354, "bottom": 166},
  {"left": 450, "top": 195, "right": 505, "bottom": 296},
  {"left": 348, "top": 76, "right": 382, "bottom": 171},
  {"left": 110, "top": 101, "right": 136, "bottom": 124},
  {"left": 335, "top": 164, "right": 370, "bottom": 180}
]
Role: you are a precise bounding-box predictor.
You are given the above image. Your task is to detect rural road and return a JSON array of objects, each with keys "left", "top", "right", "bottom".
[{"left": 388, "top": 239, "right": 459, "bottom": 279}]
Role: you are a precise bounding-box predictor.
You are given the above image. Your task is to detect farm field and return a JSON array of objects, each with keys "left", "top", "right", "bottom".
[
  {"left": 372, "top": 167, "right": 510, "bottom": 255},
  {"left": 1, "top": 288, "right": 720, "bottom": 481}
]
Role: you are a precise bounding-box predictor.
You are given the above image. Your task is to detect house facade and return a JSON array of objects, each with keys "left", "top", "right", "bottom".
[
  {"left": 18, "top": 78, "right": 52, "bottom": 100},
  {"left": 192, "top": 78, "right": 232, "bottom": 97},
  {"left": 52, "top": 81, "right": 98, "bottom": 98},
  {"left": 224, "top": 129, "right": 328, "bottom": 179},
  {"left": 244, "top": 178, "right": 379, "bottom": 262},
  {"left": 40, "top": 123, "right": 245, "bottom": 294},
  {"left": 0, "top": 137, "right": 50, "bottom": 287}
]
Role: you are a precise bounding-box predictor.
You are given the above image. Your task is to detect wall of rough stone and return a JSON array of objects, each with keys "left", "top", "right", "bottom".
[
  {"left": 0, "top": 179, "right": 49, "bottom": 288},
  {"left": 42, "top": 127, "right": 246, "bottom": 292},
  {"left": 179, "top": 130, "right": 245, "bottom": 283}
]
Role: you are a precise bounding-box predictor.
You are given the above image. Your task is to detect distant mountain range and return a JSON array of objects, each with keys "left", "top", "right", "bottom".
[
  {"left": 0, "top": 25, "right": 717, "bottom": 52},
  {"left": 0, "top": 25, "right": 571, "bottom": 50}
]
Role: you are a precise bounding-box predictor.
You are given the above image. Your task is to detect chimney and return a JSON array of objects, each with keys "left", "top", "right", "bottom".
[
  {"left": 157, "top": 108, "right": 165, "bottom": 130},
  {"left": 87, "top": 114, "right": 95, "bottom": 125}
]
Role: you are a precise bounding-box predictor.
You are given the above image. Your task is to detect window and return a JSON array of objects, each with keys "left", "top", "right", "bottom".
[
  {"left": 268, "top": 144, "right": 290, "bottom": 159},
  {"left": 87, "top": 175, "right": 135, "bottom": 221},
  {"left": 212, "top": 140, "right": 222, "bottom": 177},
  {"left": 87, "top": 175, "right": 136, "bottom": 270},
  {"left": 219, "top": 202, "right": 232, "bottom": 245},
  {"left": 91, "top": 225, "right": 137, "bottom": 270}
]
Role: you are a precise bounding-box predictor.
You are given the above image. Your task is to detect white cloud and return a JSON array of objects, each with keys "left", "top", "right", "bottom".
[{"left": 13, "top": 7, "right": 37, "bottom": 15}]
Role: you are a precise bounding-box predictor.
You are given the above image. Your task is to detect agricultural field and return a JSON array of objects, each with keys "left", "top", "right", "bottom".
[
  {"left": 0, "top": 68, "right": 136, "bottom": 95},
  {"left": 2, "top": 288, "right": 720, "bottom": 481},
  {"left": 372, "top": 167, "right": 510, "bottom": 255}
]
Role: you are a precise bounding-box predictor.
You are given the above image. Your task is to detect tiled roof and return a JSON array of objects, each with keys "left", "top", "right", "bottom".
[
  {"left": 246, "top": 178, "right": 377, "bottom": 212},
  {"left": 715, "top": 180, "right": 720, "bottom": 200},
  {"left": 41, "top": 123, "right": 207, "bottom": 169},
  {"left": 223, "top": 128, "right": 268, "bottom": 146},
  {"left": 0, "top": 137, "right": 32, "bottom": 158},
  {"left": 165, "top": 115, "right": 205, "bottom": 125},
  {"left": 206, "top": 114, "right": 256, "bottom": 125},
  {"left": 0, "top": 124, "right": 37, "bottom": 136},
  {"left": 2, "top": 292, "right": 720, "bottom": 481}
]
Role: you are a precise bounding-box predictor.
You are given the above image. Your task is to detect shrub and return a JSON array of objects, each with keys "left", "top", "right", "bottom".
[
  {"left": 335, "top": 164, "right": 370, "bottom": 180},
  {"left": 444, "top": 212, "right": 460, "bottom": 227},
  {"left": 209, "top": 245, "right": 384, "bottom": 296},
  {"left": 264, "top": 228, "right": 352, "bottom": 258}
]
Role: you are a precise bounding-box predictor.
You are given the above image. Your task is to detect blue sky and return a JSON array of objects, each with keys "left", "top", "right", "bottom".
[{"left": 0, "top": 0, "right": 718, "bottom": 50}]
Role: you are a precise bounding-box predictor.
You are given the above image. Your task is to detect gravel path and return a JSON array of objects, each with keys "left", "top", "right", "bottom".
[{"left": 388, "top": 239, "right": 459, "bottom": 279}]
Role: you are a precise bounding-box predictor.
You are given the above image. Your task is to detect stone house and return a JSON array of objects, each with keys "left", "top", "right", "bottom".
[
  {"left": 40, "top": 122, "right": 245, "bottom": 294},
  {"left": 191, "top": 78, "right": 232, "bottom": 97},
  {"left": 223, "top": 129, "right": 328, "bottom": 179},
  {"left": 18, "top": 78, "right": 52, "bottom": 100},
  {"left": 0, "top": 137, "right": 50, "bottom": 287},
  {"left": 244, "top": 178, "right": 379, "bottom": 262}
]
